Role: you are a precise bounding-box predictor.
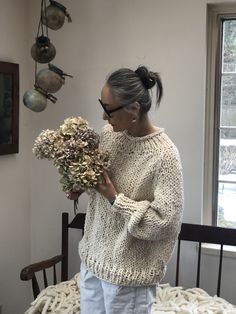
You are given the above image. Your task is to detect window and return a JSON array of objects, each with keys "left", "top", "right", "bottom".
[{"left": 205, "top": 4, "right": 236, "bottom": 228}]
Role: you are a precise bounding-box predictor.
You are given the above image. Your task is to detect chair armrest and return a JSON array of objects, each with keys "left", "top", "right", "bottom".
[{"left": 20, "top": 255, "right": 63, "bottom": 281}]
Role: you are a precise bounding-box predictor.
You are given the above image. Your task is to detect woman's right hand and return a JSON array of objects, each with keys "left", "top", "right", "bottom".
[{"left": 66, "top": 189, "right": 84, "bottom": 200}]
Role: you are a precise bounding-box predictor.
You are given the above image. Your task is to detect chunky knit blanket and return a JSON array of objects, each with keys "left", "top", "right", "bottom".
[
  {"left": 153, "top": 284, "right": 236, "bottom": 313},
  {"left": 25, "top": 275, "right": 80, "bottom": 314},
  {"left": 25, "top": 275, "right": 236, "bottom": 314}
]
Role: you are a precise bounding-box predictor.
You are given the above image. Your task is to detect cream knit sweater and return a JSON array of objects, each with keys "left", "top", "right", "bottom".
[{"left": 79, "top": 124, "right": 184, "bottom": 286}]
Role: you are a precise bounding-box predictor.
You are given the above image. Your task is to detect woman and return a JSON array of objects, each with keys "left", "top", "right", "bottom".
[{"left": 68, "top": 66, "right": 184, "bottom": 314}]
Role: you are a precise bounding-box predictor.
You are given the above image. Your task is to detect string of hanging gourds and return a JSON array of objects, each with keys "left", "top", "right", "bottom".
[{"left": 23, "top": 0, "right": 72, "bottom": 112}]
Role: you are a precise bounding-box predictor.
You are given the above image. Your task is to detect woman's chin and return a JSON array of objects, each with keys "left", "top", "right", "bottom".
[{"left": 109, "top": 123, "right": 124, "bottom": 133}]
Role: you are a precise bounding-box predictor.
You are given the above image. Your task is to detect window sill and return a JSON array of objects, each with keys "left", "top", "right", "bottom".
[{"left": 201, "top": 243, "right": 236, "bottom": 259}]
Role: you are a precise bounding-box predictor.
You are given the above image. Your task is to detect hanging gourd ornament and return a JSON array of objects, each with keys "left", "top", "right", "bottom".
[
  {"left": 42, "top": 0, "right": 72, "bottom": 31},
  {"left": 36, "top": 64, "right": 73, "bottom": 93},
  {"left": 23, "top": 89, "right": 47, "bottom": 112},
  {"left": 23, "top": 85, "right": 57, "bottom": 112},
  {"left": 31, "top": 35, "right": 56, "bottom": 63}
]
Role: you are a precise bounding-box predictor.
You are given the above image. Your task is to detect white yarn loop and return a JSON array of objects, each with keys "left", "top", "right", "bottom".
[
  {"left": 152, "top": 284, "right": 236, "bottom": 314},
  {"left": 25, "top": 274, "right": 81, "bottom": 314}
]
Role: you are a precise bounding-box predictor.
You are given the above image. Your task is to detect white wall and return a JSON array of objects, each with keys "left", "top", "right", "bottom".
[
  {"left": 0, "top": 1, "right": 31, "bottom": 313},
  {"left": 0, "top": 0, "right": 234, "bottom": 312}
]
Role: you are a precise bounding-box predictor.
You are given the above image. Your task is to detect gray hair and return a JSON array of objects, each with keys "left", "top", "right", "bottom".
[{"left": 106, "top": 66, "right": 163, "bottom": 115}]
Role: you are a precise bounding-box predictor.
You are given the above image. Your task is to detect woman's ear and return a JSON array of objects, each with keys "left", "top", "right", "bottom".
[{"left": 131, "top": 102, "right": 140, "bottom": 116}]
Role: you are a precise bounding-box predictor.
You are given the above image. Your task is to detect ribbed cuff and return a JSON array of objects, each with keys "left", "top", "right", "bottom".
[{"left": 113, "top": 193, "right": 150, "bottom": 216}]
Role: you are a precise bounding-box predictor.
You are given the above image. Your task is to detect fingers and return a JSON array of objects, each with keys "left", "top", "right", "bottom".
[
  {"left": 102, "top": 171, "right": 110, "bottom": 183},
  {"left": 66, "top": 191, "right": 79, "bottom": 200},
  {"left": 66, "top": 192, "right": 72, "bottom": 199}
]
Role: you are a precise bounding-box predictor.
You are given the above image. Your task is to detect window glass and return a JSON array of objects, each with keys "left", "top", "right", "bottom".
[{"left": 217, "top": 19, "right": 236, "bottom": 228}]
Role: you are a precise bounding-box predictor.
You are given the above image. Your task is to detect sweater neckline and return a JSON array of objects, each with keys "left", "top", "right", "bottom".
[{"left": 122, "top": 127, "right": 163, "bottom": 142}]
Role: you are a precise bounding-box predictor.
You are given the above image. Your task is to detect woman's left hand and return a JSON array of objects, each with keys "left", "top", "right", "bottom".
[{"left": 96, "top": 171, "right": 118, "bottom": 202}]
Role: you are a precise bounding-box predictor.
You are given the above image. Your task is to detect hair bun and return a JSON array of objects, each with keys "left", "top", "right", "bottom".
[{"left": 135, "top": 66, "right": 156, "bottom": 89}]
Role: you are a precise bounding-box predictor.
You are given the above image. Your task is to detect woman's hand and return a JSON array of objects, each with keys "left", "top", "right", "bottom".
[
  {"left": 96, "top": 171, "right": 118, "bottom": 202},
  {"left": 66, "top": 189, "right": 84, "bottom": 200}
]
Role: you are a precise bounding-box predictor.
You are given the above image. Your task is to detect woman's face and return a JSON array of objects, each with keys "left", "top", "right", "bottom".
[{"left": 100, "top": 84, "right": 134, "bottom": 132}]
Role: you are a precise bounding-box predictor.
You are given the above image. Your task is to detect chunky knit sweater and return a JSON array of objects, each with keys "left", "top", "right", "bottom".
[{"left": 79, "top": 124, "right": 184, "bottom": 286}]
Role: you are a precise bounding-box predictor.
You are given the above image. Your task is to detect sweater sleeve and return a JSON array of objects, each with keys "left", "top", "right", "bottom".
[{"left": 112, "top": 148, "right": 184, "bottom": 241}]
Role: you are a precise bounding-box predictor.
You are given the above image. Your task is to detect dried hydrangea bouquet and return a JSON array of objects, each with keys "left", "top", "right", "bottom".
[{"left": 33, "top": 117, "right": 110, "bottom": 213}]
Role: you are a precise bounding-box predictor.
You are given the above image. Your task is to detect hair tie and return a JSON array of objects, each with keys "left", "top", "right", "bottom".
[{"left": 135, "top": 68, "right": 155, "bottom": 90}]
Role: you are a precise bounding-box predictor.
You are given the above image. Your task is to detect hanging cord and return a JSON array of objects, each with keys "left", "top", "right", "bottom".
[
  {"left": 36, "top": 0, "right": 42, "bottom": 37},
  {"left": 35, "top": 0, "right": 50, "bottom": 88},
  {"left": 43, "top": 0, "right": 49, "bottom": 38},
  {"left": 37, "top": 0, "right": 49, "bottom": 37},
  {"left": 34, "top": 61, "right": 38, "bottom": 84},
  {"left": 36, "top": 0, "right": 46, "bottom": 37}
]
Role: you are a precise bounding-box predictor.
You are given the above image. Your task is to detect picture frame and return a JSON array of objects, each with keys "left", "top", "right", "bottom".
[{"left": 0, "top": 61, "right": 19, "bottom": 155}]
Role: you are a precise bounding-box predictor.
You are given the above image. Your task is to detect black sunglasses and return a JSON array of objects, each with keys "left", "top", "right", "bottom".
[{"left": 98, "top": 99, "right": 124, "bottom": 117}]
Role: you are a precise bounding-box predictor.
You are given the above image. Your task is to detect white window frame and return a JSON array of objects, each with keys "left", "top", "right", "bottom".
[{"left": 204, "top": 3, "right": 236, "bottom": 226}]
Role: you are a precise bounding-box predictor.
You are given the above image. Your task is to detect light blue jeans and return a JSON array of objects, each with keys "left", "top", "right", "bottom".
[{"left": 80, "top": 264, "right": 156, "bottom": 314}]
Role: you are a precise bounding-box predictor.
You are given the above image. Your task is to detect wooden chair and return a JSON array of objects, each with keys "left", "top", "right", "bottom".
[
  {"left": 175, "top": 223, "right": 236, "bottom": 297},
  {"left": 20, "top": 212, "right": 86, "bottom": 299}
]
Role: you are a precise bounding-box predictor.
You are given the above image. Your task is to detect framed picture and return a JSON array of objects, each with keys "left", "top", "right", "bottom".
[{"left": 0, "top": 61, "right": 19, "bottom": 155}]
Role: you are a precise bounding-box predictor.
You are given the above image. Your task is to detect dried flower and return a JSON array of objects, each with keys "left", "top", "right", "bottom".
[
  {"left": 32, "top": 129, "right": 62, "bottom": 160},
  {"left": 33, "top": 117, "right": 110, "bottom": 193}
]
